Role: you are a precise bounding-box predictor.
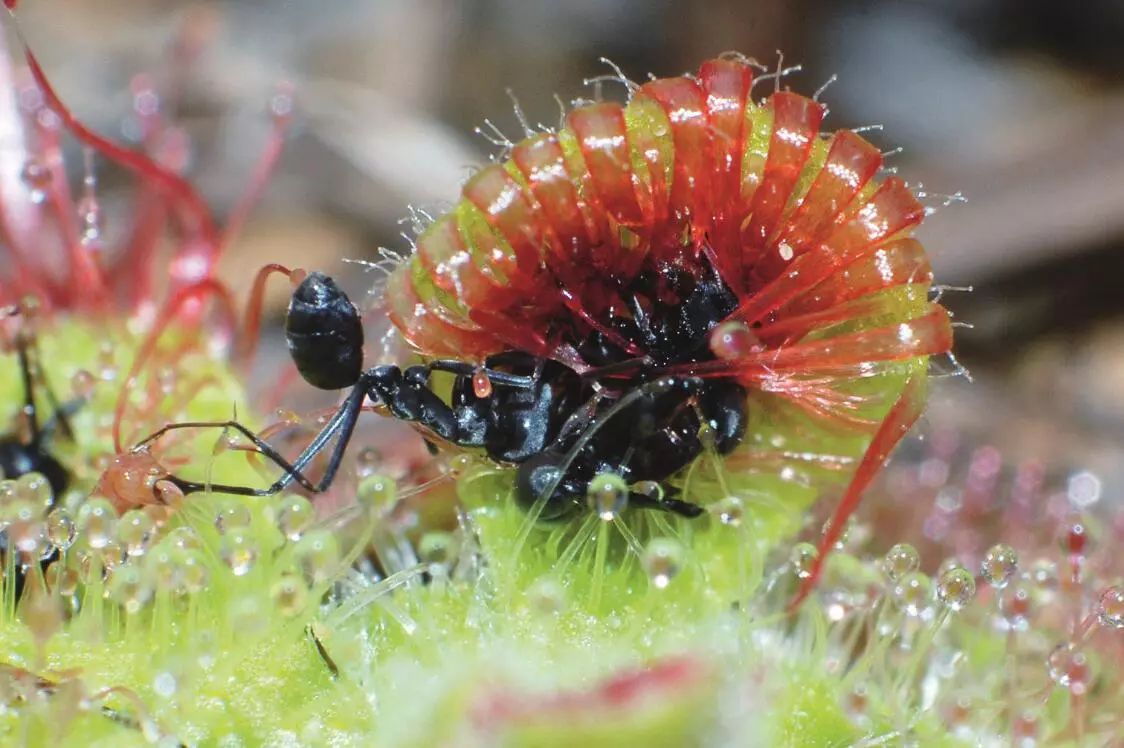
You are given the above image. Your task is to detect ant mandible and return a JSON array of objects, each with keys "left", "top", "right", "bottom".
[{"left": 136, "top": 265, "right": 750, "bottom": 521}]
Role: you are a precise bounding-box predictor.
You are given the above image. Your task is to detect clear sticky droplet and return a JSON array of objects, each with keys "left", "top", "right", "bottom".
[
  {"left": 45, "top": 508, "right": 76, "bottom": 551},
  {"left": 711, "top": 496, "right": 744, "bottom": 527},
  {"left": 20, "top": 157, "right": 51, "bottom": 203},
  {"left": 15, "top": 472, "right": 52, "bottom": 511},
  {"left": 214, "top": 501, "right": 253, "bottom": 535},
  {"left": 70, "top": 369, "right": 97, "bottom": 399},
  {"left": 77, "top": 498, "right": 118, "bottom": 550},
  {"left": 221, "top": 532, "right": 257, "bottom": 576},
  {"left": 357, "top": 475, "right": 397, "bottom": 512},
  {"left": 998, "top": 584, "right": 1032, "bottom": 632},
  {"left": 642, "top": 537, "right": 684, "bottom": 589},
  {"left": 980, "top": 544, "right": 1018, "bottom": 589},
  {"left": 117, "top": 510, "right": 156, "bottom": 557},
  {"left": 107, "top": 565, "right": 153, "bottom": 615},
  {"left": 271, "top": 574, "right": 308, "bottom": 616},
  {"left": 1047, "top": 644, "right": 1089, "bottom": 694},
  {"left": 891, "top": 571, "right": 932, "bottom": 617},
  {"left": 789, "top": 542, "right": 818, "bottom": 580},
  {"left": 587, "top": 473, "right": 628, "bottom": 521},
  {"left": 179, "top": 551, "right": 210, "bottom": 594},
  {"left": 275, "top": 494, "right": 314, "bottom": 540},
  {"left": 936, "top": 567, "right": 976, "bottom": 611},
  {"left": 881, "top": 543, "right": 920, "bottom": 583},
  {"left": 1097, "top": 586, "right": 1124, "bottom": 629},
  {"left": 709, "top": 321, "right": 761, "bottom": 360},
  {"left": 294, "top": 530, "right": 339, "bottom": 586},
  {"left": 526, "top": 576, "right": 567, "bottom": 614}
]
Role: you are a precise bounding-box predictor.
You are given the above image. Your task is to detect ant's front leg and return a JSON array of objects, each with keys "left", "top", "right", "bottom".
[{"left": 138, "top": 381, "right": 371, "bottom": 497}]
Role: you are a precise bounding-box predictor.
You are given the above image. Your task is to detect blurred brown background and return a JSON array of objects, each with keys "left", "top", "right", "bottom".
[{"left": 16, "top": 0, "right": 1124, "bottom": 497}]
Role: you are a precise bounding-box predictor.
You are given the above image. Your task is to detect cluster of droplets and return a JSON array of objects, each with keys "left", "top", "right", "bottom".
[
  {"left": 0, "top": 471, "right": 403, "bottom": 641},
  {"left": 781, "top": 442, "right": 1124, "bottom": 744}
]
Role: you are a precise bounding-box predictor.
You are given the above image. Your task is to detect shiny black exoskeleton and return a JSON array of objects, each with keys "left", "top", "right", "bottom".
[
  {"left": 0, "top": 334, "right": 71, "bottom": 497},
  {"left": 0, "top": 327, "right": 76, "bottom": 599},
  {"left": 141, "top": 263, "right": 749, "bottom": 520}
]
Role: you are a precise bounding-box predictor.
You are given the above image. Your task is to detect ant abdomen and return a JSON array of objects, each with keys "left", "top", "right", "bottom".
[{"left": 285, "top": 272, "right": 364, "bottom": 390}]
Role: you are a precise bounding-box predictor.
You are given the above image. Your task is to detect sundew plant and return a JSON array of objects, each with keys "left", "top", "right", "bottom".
[{"left": 0, "top": 12, "right": 1120, "bottom": 748}]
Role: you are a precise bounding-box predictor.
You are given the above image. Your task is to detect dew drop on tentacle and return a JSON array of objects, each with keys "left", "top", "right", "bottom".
[
  {"left": 1047, "top": 644, "right": 1090, "bottom": 695},
  {"left": 294, "top": 530, "right": 340, "bottom": 585},
  {"left": 357, "top": 474, "right": 397, "bottom": 513},
  {"left": 708, "top": 321, "right": 761, "bottom": 360},
  {"left": 1097, "top": 586, "right": 1124, "bottom": 629},
  {"left": 77, "top": 498, "right": 117, "bottom": 550},
  {"left": 214, "top": 500, "right": 253, "bottom": 535},
  {"left": 587, "top": 473, "right": 629, "bottom": 521},
  {"left": 70, "top": 368, "right": 97, "bottom": 399},
  {"left": 710, "top": 494, "right": 746, "bottom": 524},
  {"left": 881, "top": 543, "right": 919, "bottom": 583},
  {"left": 355, "top": 447, "right": 381, "bottom": 479},
  {"left": 107, "top": 565, "right": 153, "bottom": 614},
  {"left": 45, "top": 508, "right": 76, "bottom": 551},
  {"left": 789, "top": 542, "right": 818, "bottom": 580},
  {"left": 936, "top": 567, "right": 975, "bottom": 612},
  {"left": 221, "top": 531, "right": 257, "bottom": 576},
  {"left": 15, "top": 472, "right": 52, "bottom": 512},
  {"left": 643, "top": 537, "right": 685, "bottom": 589},
  {"left": 19, "top": 157, "right": 51, "bottom": 204},
  {"left": 117, "top": 509, "right": 156, "bottom": 557},
  {"left": 275, "top": 494, "right": 314, "bottom": 541},
  {"left": 271, "top": 574, "right": 308, "bottom": 617},
  {"left": 179, "top": 550, "right": 210, "bottom": 594},
  {"left": 980, "top": 543, "right": 1018, "bottom": 589},
  {"left": 997, "top": 583, "right": 1032, "bottom": 632},
  {"left": 891, "top": 570, "right": 932, "bottom": 617},
  {"left": 418, "top": 531, "right": 459, "bottom": 569},
  {"left": 526, "top": 576, "right": 568, "bottom": 614}
]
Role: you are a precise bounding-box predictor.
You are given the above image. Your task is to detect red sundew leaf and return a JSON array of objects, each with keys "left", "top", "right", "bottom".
[
  {"left": 22, "top": 46, "right": 221, "bottom": 284},
  {"left": 462, "top": 164, "right": 544, "bottom": 281},
  {"left": 670, "top": 305, "right": 952, "bottom": 381},
  {"left": 512, "top": 133, "right": 596, "bottom": 263},
  {"left": 112, "top": 278, "right": 237, "bottom": 452},
  {"left": 697, "top": 58, "right": 754, "bottom": 290},
  {"left": 742, "top": 92, "right": 825, "bottom": 264},
  {"left": 731, "top": 177, "right": 925, "bottom": 326},
  {"left": 637, "top": 75, "right": 715, "bottom": 245},
  {"left": 415, "top": 215, "right": 478, "bottom": 303},
  {"left": 790, "top": 365, "right": 928, "bottom": 610},
  {"left": 754, "top": 294, "right": 902, "bottom": 346},
  {"left": 568, "top": 103, "right": 645, "bottom": 230},
  {"left": 753, "top": 129, "right": 883, "bottom": 285},
  {"left": 471, "top": 656, "right": 708, "bottom": 728},
  {"left": 782, "top": 238, "right": 932, "bottom": 316},
  {"left": 383, "top": 268, "right": 491, "bottom": 359}
]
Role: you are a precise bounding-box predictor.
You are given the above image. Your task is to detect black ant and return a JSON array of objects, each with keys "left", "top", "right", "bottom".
[
  {"left": 0, "top": 302, "right": 85, "bottom": 599},
  {"left": 0, "top": 303, "right": 76, "bottom": 499},
  {"left": 135, "top": 264, "right": 749, "bottom": 521}
]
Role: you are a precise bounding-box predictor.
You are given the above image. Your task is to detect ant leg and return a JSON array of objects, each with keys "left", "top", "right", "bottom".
[
  {"left": 149, "top": 382, "right": 371, "bottom": 497},
  {"left": 787, "top": 369, "right": 927, "bottom": 612},
  {"left": 628, "top": 491, "right": 705, "bottom": 518},
  {"left": 13, "top": 333, "right": 40, "bottom": 442}
]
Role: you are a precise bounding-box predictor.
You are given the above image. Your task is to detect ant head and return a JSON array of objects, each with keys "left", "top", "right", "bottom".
[{"left": 285, "top": 272, "right": 364, "bottom": 390}]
